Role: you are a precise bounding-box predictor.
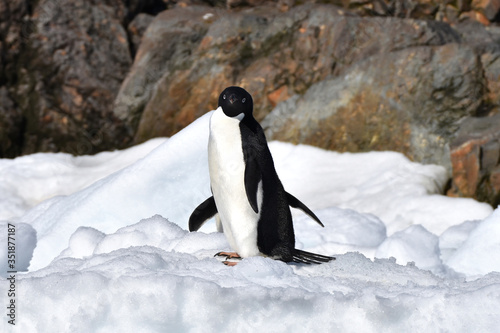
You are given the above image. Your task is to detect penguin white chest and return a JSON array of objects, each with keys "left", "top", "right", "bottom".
[{"left": 208, "top": 108, "right": 262, "bottom": 258}]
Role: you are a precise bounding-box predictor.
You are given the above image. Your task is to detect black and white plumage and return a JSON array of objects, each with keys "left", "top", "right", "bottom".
[{"left": 189, "top": 86, "right": 334, "bottom": 265}]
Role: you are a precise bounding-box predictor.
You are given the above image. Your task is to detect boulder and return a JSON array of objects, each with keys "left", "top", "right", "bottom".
[
  {"left": 448, "top": 114, "right": 500, "bottom": 206},
  {"left": 453, "top": 22, "right": 500, "bottom": 111},
  {"left": 113, "top": 5, "right": 221, "bottom": 141},
  {"left": 11, "top": 0, "right": 133, "bottom": 155},
  {"left": 114, "top": 4, "right": 462, "bottom": 144},
  {"left": 263, "top": 43, "right": 485, "bottom": 172}
]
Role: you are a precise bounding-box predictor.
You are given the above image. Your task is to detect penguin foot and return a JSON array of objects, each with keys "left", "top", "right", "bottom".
[
  {"left": 292, "top": 249, "right": 335, "bottom": 265},
  {"left": 214, "top": 251, "right": 242, "bottom": 260},
  {"left": 222, "top": 261, "right": 239, "bottom": 266}
]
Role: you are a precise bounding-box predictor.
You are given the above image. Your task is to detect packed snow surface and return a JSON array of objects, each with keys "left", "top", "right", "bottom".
[{"left": 1, "top": 112, "right": 499, "bottom": 332}]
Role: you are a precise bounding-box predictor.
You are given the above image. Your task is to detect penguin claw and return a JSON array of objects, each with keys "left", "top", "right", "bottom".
[
  {"left": 223, "top": 261, "right": 239, "bottom": 266},
  {"left": 214, "top": 251, "right": 242, "bottom": 260}
]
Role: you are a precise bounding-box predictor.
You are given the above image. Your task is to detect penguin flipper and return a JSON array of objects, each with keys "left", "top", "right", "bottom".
[
  {"left": 286, "top": 192, "right": 324, "bottom": 227},
  {"left": 292, "top": 249, "right": 335, "bottom": 264},
  {"left": 244, "top": 159, "right": 261, "bottom": 214},
  {"left": 189, "top": 196, "right": 218, "bottom": 231}
]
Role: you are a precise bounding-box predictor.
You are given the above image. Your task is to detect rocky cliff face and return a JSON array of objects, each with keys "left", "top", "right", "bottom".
[
  {"left": 1, "top": 0, "right": 500, "bottom": 205},
  {"left": 0, "top": 0, "right": 167, "bottom": 156}
]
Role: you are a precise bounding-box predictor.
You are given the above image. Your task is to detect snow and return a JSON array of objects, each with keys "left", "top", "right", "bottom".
[
  {"left": 375, "top": 225, "right": 442, "bottom": 273},
  {"left": 447, "top": 209, "right": 500, "bottom": 277},
  {"left": 1, "top": 111, "right": 500, "bottom": 331}
]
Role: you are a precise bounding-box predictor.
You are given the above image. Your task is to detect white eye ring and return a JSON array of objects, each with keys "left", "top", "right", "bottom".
[
  {"left": 242, "top": 98, "right": 246, "bottom": 103},
  {"left": 223, "top": 94, "right": 226, "bottom": 99}
]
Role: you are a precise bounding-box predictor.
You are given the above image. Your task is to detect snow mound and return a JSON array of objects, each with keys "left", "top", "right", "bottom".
[
  {"left": 15, "top": 216, "right": 500, "bottom": 332},
  {"left": 446, "top": 209, "right": 500, "bottom": 277},
  {"left": 0, "top": 139, "right": 165, "bottom": 221},
  {"left": 376, "top": 225, "right": 441, "bottom": 272}
]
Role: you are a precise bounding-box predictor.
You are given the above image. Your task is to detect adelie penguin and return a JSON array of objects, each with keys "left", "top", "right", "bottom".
[{"left": 189, "top": 86, "right": 335, "bottom": 265}]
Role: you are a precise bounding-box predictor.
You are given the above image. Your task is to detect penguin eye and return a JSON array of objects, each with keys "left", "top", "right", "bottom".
[
  {"left": 242, "top": 98, "right": 246, "bottom": 103},
  {"left": 223, "top": 94, "right": 226, "bottom": 100}
]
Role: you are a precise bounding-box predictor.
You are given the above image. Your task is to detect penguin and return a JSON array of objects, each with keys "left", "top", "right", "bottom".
[{"left": 189, "top": 86, "right": 334, "bottom": 265}]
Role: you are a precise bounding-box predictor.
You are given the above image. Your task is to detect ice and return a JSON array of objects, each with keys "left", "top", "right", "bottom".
[{"left": 1, "top": 110, "right": 499, "bottom": 331}]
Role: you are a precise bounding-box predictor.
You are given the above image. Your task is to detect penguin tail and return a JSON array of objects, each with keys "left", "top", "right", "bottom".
[{"left": 292, "top": 249, "right": 335, "bottom": 264}]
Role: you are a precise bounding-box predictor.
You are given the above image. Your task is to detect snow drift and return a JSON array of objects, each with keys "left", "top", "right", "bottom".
[{"left": 1, "top": 111, "right": 499, "bottom": 331}]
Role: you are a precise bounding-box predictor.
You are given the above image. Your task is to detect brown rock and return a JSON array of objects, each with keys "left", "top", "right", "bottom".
[
  {"left": 449, "top": 139, "right": 482, "bottom": 197},
  {"left": 268, "top": 86, "right": 292, "bottom": 107},
  {"left": 472, "top": 0, "right": 500, "bottom": 21},
  {"left": 12, "top": 0, "right": 133, "bottom": 155},
  {"left": 263, "top": 43, "right": 484, "bottom": 170},
  {"left": 490, "top": 167, "right": 500, "bottom": 193},
  {"left": 116, "top": 4, "right": 461, "bottom": 144},
  {"left": 482, "top": 48, "right": 500, "bottom": 107},
  {"left": 459, "top": 10, "right": 492, "bottom": 24},
  {"left": 448, "top": 114, "right": 500, "bottom": 206}
]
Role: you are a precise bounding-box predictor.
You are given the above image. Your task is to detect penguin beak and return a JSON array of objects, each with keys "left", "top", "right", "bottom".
[{"left": 228, "top": 94, "right": 237, "bottom": 104}]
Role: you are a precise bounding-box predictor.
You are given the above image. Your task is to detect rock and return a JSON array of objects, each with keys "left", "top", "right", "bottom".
[
  {"left": 452, "top": 19, "right": 500, "bottom": 45},
  {"left": 0, "top": 0, "right": 28, "bottom": 89},
  {"left": 0, "top": 0, "right": 28, "bottom": 74},
  {"left": 459, "top": 9, "right": 492, "bottom": 24},
  {"left": 0, "top": 87, "right": 23, "bottom": 158},
  {"left": 124, "top": 0, "right": 167, "bottom": 19},
  {"left": 127, "top": 13, "right": 155, "bottom": 56},
  {"left": 114, "top": 5, "right": 221, "bottom": 141},
  {"left": 453, "top": 22, "right": 500, "bottom": 112},
  {"left": 481, "top": 46, "right": 500, "bottom": 109},
  {"left": 447, "top": 114, "right": 500, "bottom": 206},
  {"left": 115, "top": 4, "right": 462, "bottom": 144},
  {"left": 263, "top": 43, "right": 484, "bottom": 171},
  {"left": 12, "top": 0, "right": 133, "bottom": 155},
  {"left": 472, "top": 0, "right": 500, "bottom": 21},
  {"left": 0, "top": 0, "right": 29, "bottom": 157}
]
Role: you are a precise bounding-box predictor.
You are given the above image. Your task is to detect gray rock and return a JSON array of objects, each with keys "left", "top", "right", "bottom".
[
  {"left": 114, "top": 4, "right": 462, "bottom": 144},
  {"left": 448, "top": 114, "right": 500, "bottom": 206},
  {"left": 113, "top": 5, "right": 216, "bottom": 137},
  {"left": 0, "top": 87, "right": 23, "bottom": 158},
  {"left": 127, "top": 13, "right": 155, "bottom": 56},
  {"left": 12, "top": 0, "right": 133, "bottom": 155},
  {"left": 263, "top": 43, "right": 485, "bottom": 173}
]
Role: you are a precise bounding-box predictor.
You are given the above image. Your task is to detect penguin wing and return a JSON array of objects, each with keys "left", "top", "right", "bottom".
[
  {"left": 286, "top": 192, "right": 324, "bottom": 227},
  {"left": 188, "top": 196, "right": 218, "bottom": 231},
  {"left": 244, "top": 158, "right": 261, "bottom": 214}
]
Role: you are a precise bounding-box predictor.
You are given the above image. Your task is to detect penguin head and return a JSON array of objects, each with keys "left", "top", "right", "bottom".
[{"left": 218, "top": 86, "right": 253, "bottom": 119}]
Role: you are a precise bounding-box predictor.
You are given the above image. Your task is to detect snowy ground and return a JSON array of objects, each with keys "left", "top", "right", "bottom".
[{"left": 1, "top": 111, "right": 499, "bottom": 331}]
